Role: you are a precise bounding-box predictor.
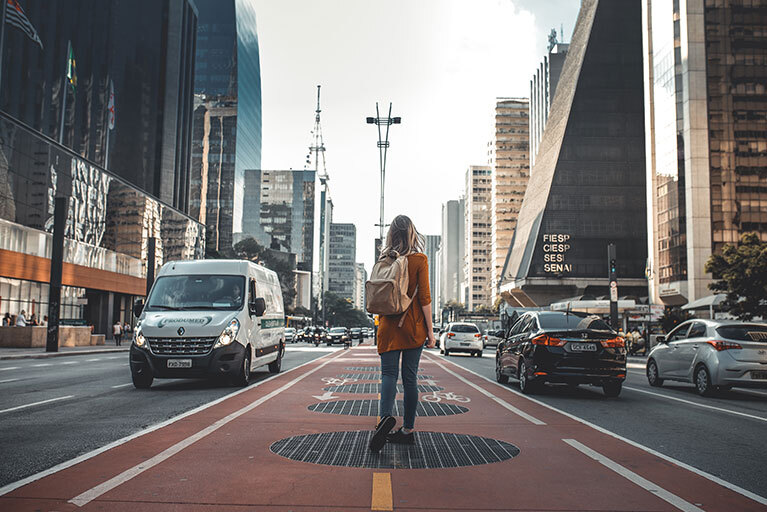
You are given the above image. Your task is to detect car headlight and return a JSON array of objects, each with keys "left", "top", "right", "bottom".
[
  {"left": 133, "top": 324, "right": 146, "bottom": 348},
  {"left": 214, "top": 318, "right": 240, "bottom": 348}
]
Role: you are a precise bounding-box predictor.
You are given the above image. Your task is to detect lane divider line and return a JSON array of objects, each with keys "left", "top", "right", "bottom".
[
  {"left": 68, "top": 350, "right": 348, "bottom": 507},
  {"left": 0, "top": 367, "right": 20, "bottom": 371},
  {"left": 0, "top": 378, "right": 20, "bottom": 384},
  {"left": 31, "top": 363, "right": 52, "bottom": 367},
  {"left": 0, "top": 349, "right": 343, "bottom": 498},
  {"left": 371, "top": 472, "right": 393, "bottom": 511},
  {"left": 0, "top": 395, "right": 74, "bottom": 415},
  {"left": 563, "top": 439, "right": 704, "bottom": 512},
  {"left": 624, "top": 386, "right": 767, "bottom": 423},
  {"left": 110, "top": 383, "right": 132, "bottom": 389},
  {"left": 423, "top": 355, "right": 545, "bottom": 425},
  {"left": 440, "top": 356, "right": 767, "bottom": 507}
]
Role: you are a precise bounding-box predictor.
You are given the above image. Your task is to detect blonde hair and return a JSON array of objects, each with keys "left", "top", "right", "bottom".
[{"left": 381, "top": 215, "right": 424, "bottom": 257}]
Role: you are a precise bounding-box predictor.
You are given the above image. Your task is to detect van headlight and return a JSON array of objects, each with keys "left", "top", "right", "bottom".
[
  {"left": 133, "top": 324, "right": 146, "bottom": 348},
  {"left": 214, "top": 318, "right": 240, "bottom": 348}
]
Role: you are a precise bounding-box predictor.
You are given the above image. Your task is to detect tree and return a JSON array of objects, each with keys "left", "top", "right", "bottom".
[
  {"left": 323, "top": 292, "right": 371, "bottom": 327},
  {"left": 659, "top": 307, "right": 692, "bottom": 333},
  {"left": 704, "top": 232, "right": 767, "bottom": 320}
]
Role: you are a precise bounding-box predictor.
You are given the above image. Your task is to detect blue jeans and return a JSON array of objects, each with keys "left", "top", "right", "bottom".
[{"left": 379, "top": 344, "right": 424, "bottom": 429}]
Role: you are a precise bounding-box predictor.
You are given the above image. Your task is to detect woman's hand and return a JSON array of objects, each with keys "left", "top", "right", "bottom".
[{"left": 426, "top": 334, "right": 437, "bottom": 349}]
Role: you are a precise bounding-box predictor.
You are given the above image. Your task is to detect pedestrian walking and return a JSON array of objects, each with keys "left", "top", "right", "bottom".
[
  {"left": 16, "top": 310, "right": 28, "bottom": 327},
  {"left": 367, "top": 215, "right": 437, "bottom": 453},
  {"left": 113, "top": 320, "right": 122, "bottom": 346}
]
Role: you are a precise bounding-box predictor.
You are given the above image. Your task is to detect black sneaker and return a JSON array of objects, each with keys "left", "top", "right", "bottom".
[
  {"left": 386, "top": 427, "right": 415, "bottom": 444},
  {"left": 368, "top": 416, "right": 396, "bottom": 453}
]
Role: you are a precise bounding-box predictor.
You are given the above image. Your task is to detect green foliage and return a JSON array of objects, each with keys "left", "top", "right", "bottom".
[
  {"left": 492, "top": 296, "right": 504, "bottom": 314},
  {"left": 323, "top": 292, "right": 371, "bottom": 327},
  {"left": 659, "top": 307, "right": 692, "bottom": 333},
  {"left": 704, "top": 232, "right": 767, "bottom": 320}
]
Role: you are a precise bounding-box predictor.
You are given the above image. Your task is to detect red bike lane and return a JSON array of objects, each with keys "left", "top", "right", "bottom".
[{"left": 1, "top": 344, "right": 764, "bottom": 511}]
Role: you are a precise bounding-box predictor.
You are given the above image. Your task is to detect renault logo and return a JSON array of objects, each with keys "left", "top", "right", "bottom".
[{"left": 177, "top": 327, "right": 185, "bottom": 336}]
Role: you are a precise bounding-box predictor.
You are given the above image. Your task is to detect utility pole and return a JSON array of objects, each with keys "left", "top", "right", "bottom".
[
  {"left": 366, "top": 103, "right": 401, "bottom": 258},
  {"left": 608, "top": 243, "right": 619, "bottom": 329},
  {"left": 46, "top": 197, "right": 67, "bottom": 353}
]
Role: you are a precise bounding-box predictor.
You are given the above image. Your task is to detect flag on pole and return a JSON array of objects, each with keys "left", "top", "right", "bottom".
[
  {"left": 5, "top": 0, "right": 43, "bottom": 49},
  {"left": 107, "top": 80, "right": 115, "bottom": 130},
  {"left": 66, "top": 43, "right": 77, "bottom": 93}
]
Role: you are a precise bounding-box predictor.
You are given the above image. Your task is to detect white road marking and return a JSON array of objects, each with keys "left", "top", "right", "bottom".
[
  {"left": 312, "top": 391, "right": 338, "bottom": 400},
  {"left": 563, "top": 439, "right": 704, "bottom": 512},
  {"left": 32, "top": 363, "right": 52, "bottom": 367},
  {"left": 624, "top": 386, "right": 767, "bottom": 423},
  {"left": 424, "top": 355, "right": 545, "bottom": 425},
  {"left": 285, "top": 347, "right": 340, "bottom": 352},
  {"left": 0, "top": 378, "right": 20, "bottom": 384},
  {"left": 86, "top": 358, "right": 102, "bottom": 362},
  {"left": 61, "top": 361, "right": 77, "bottom": 365},
  {"left": 110, "top": 383, "right": 132, "bottom": 389},
  {"left": 0, "top": 367, "right": 19, "bottom": 371},
  {"left": 444, "top": 359, "right": 767, "bottom": 507},
  {"left": 68, "top": 350, "right": 348, "bottom": 507},
  {"left": 0, "top": 396, "right": 74, "bottom": 414}
]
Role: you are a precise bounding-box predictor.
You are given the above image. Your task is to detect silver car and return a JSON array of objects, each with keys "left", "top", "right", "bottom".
[
  {"left": 440, "top": 322, "right": 483, "bottom": 357},
  {"left": 646, "top": 319, "right": 767, "bottom": 396}
]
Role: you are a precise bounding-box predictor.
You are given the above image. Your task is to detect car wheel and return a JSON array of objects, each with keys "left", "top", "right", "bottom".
[
  {"left": 477, "top": 350, "right": 483, "bottom": 358},
  {"left": 440, "top": 346, "right": 444, "bottom": 354},
  {"left": 495, "top": 358, "right": 509, "bottom": 384},
  {"left": 646, "top": 359, "right": 663, "bottom": 387},
  {"left": 131, "top": 368, "right": 153, "bottom": 389},
  {"left": 602, "top": 380, "right": 622, "bottom": 397},
  {"left": 518, "top": 360, "right": 537, "bottom": 394},
  {"left": 268, "top": 344, "right": 283, "bottom": 374},
  {"left": 233, "top": 350, "right": 252, "bottom": 387},
  {"left": 444, "top": 348, "right": 450, "bottom": 356},
  {"left": 694, "top": 364, "right": 714, "bottom": 396}
]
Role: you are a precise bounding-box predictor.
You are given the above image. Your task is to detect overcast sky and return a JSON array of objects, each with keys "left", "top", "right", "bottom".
[{"left": 253, "top": 0, "right": 582, "bottom": 273}]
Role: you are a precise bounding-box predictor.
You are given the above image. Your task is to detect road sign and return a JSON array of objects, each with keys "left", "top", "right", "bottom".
[{"left": 610, "top": 281, "right": 618, "bottom": 302}]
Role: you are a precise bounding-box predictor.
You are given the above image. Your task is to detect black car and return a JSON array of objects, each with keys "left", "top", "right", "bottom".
[
  {"left": 350, "top": 327, "right": 362, "bottom": 341},
  {"left": 495, "top": 311, "right": 626, "bottom": 397},
  {"left": 326, "top": 327, "right": 349, "bottom": 345}
]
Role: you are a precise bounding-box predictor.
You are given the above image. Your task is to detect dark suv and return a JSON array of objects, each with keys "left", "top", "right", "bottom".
[{"left": 495, "top": 311, "right": 626, "bottom": 397}]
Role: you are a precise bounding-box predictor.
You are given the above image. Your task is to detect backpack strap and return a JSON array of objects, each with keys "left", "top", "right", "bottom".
[{"left": 396, "top": 285, "right": 418, "bottom": 328}]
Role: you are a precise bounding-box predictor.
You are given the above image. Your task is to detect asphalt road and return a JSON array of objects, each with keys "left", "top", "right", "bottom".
[
  {"left": 0, "top": 341, "right": 345, "bottom": 488},
  {"left": 431, "top": 346, "right": 767, "bottom": 498}
]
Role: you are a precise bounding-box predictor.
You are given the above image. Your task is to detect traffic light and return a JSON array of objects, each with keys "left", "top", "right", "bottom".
[{"left": 609, "top": 258, "right": 617, "bottom": 275}]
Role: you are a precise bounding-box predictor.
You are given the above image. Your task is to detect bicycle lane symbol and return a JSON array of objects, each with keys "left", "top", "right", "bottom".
[{"left": 421, "top": 391, "right": 470, "bottom": 403}]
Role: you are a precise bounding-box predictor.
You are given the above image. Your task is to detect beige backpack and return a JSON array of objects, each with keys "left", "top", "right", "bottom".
[{"left": 366, "top": 250, "right": 417, "bottom": 326}]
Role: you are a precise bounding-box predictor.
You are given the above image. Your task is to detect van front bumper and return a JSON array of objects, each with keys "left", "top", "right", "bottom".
[{"left": 130, "top": 342, "right": 247, "bottom": 379}]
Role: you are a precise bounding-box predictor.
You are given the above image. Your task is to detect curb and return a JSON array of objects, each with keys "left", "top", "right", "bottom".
[{"left": 0, "top": 348, "right": 130, "bottom": 360}]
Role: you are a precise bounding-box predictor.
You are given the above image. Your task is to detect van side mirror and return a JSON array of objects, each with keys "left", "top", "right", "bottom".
[
  {"left": 250, "top": 297, "right": 266, "bottom": 317},
  {"left": 133, "top": 300, "right": 144, "bottom": 318}
]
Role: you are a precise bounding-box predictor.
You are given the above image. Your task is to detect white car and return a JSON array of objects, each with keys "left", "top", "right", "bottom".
[
  {"left": 440, "top": 322, "right": 483, "bottom": 357},
  {"left": 483, "top": 329, "right": 504, "bottom": 348}
]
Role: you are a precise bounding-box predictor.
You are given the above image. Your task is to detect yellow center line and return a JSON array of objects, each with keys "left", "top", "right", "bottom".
[{"left": 371, "top": 472, "right": 393, "bottom": 511}]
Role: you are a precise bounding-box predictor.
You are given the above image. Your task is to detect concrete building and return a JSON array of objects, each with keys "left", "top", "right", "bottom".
[
  {"left": 440, "top": 200, "right": 465, "bottom": 311},
  {"left": 530, "top": 43, "right": 569, "bottom": 168},
  {"left": 464, "top": 166, "right": 493, "bottom": 311},
  {"left": 500, "top": 0, "right": 648, "bottom": 307},
  {"left": 423, "top": 235, "right": 441, "bottom": 320},
  {"left": 489, "top": 98, "right": 530, "bottom": 305},
  {"left": 353, "top": 263, "right": 367, "bottom": 311},
  {"left": 328, "top": 223, "right": 356, "bottom": 303},
  {"left": 642, "top": 0, "right": 767, "bottom": 306}
]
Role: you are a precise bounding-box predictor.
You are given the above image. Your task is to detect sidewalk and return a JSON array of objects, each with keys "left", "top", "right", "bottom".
[{"left": 0, "top": 341, "right": 129, "bottom": 360}]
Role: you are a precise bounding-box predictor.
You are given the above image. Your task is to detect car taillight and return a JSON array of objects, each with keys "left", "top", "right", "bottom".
[
  {"left": 707, "top": 340, "right": 742, "bottom": 351},
  {"left": 448, "top": 333, "right": 455, "bottom": 338},
  {"left": 601, "top": 337, "right": 625, "bottom": 348},
  {"left": 531, "top": 334, "right": 565, "bottom": 346},
  {"left": 475, "top": 333, "right": 481, "bottom": 338}
]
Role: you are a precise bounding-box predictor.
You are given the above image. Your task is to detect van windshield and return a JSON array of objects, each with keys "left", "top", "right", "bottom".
[{"left": 146, "top": 275, "right": 246, "bottom": 311}]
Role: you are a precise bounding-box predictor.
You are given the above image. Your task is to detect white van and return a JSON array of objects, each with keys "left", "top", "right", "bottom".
[{"left": 129, "top": 259, "right": 285, "bottom": 389}]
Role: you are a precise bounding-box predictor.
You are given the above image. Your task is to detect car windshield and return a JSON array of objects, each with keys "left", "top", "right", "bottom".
[
  {"left": 451, "top": 324, "right": 479, "bottom": 333},
  {"left": 716, "top": 325, "right": 767, "bottom": 341},
  {"left": 539, "top": 313, "right": 612, "bottom": 331},
  {"left": 146, "top": 275, "right": 245, "bottom": 311},
  {"left": 330, "top": 328, "right": 346, "bottom": 333}
]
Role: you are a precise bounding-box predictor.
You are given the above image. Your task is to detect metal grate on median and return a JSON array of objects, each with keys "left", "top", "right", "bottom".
[
  {"left": 308, "top": 399, "right": 468, "bottom": 417},
  {"left": 270, "top": 431, "right": 519, "bottom": 469},
  {"left": 344, "top": 366, "right": 428, "bottom": 372},
  {"left": 323, "top": 383, "right": 443, "bottom": 394},
  {"left": 337, "top": 373, "right": 435, "bottom": 381}
]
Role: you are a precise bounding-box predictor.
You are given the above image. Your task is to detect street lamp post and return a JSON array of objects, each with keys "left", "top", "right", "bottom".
[{"left": 366, "top": 103, "right": 401, "bottom": 253}]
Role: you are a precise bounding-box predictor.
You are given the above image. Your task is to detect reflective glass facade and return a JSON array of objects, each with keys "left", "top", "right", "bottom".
[{"left": 328, "top": 223, "right": 356, "bottom": 302}]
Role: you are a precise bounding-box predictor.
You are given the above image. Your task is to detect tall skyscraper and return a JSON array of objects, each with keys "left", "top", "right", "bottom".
[
  {"left": 192, "top": 0, "right": 262, "bottom": 250},
  {"left": 464, "top": 166, "right": 493, "bottom": 311},
  {"left": 642, "top": 0, "right": 767, "bottom": 306},
  {"left": 490, "top": 98, "right": 530, "bottom": 305},
  {"left": 530, "top": 43, "right": 569, "bottom": 168},
  {"left": 328, "top": 223, "right": 356, "bottom": 302},
  {"left": 423, "top": 235, "right": 441, "bottom": 320},
  {"left": 440, "top": 199, "right": 465, "bottom": 311},
  {"left": 353, "top": 263, "right": 367, "bottom": 311},
  {"left": 500, "top": 0, "right": 648, "bottom": 306}
]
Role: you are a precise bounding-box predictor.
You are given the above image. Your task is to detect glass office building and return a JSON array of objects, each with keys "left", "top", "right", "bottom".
[
  {"left": 192, "top": 0, "right": 262, "bottom": 251},
  {"left": 328, "top": 223, "right": 356, "bottom": 303},
  {"left": 0, "top": 0, "right": 203, "bottom": 335},
  {"left": 643, "top": 0, "right": 767, "bottom": 305},
  {"left": 500, "top": 0, "right": 648, "bottom": 306}
]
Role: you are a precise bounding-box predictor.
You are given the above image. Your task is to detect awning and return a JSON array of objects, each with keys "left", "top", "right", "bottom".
[{"left": 681, "top": 294, "right": 727, "bottom": 310}]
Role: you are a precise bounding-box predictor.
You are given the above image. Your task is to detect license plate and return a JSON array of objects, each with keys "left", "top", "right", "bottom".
[
  {"left": 167, "top": 359, "right": 192, "bottom": 368},
  {"left": 751, "top": 371, "right": 767, "bottom": 380},
  {"left": 461, "top": 342, "right": 471, "bottom": 346},
  {"left": 569, "top": 343, "right": 597, "bottom": 352}
]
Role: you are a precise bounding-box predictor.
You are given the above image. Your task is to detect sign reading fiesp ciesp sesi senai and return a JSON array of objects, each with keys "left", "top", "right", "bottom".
[
  {"left": 542, "top": 233, "right": 572, "bottom": 273},
  {"left": 156, "top": 316, "right": 213, "bottom": 328}
]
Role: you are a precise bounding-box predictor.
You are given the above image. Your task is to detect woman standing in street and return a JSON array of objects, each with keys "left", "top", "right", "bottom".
[{"left": 369, "top": 215, "right": 437, "bottom": 452}]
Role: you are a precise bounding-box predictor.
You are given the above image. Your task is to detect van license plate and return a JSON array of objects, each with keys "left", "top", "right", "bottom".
[
  {"left": 751, "top": 371, "right": 767, "bottom": 380},
  {"left": 167, "top": 359, "right": 192, "bottom": 368},
  {"left": 569, "top": 343, "right": 597, "bottom": 352}
]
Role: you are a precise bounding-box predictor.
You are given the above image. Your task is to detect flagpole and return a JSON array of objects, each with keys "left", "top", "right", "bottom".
[
  {"left": 59, "top": 40, "right": 70, "bottom": 145},
  {"left": 0, "top": 0, "right": 8, "bottom": 95}
]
